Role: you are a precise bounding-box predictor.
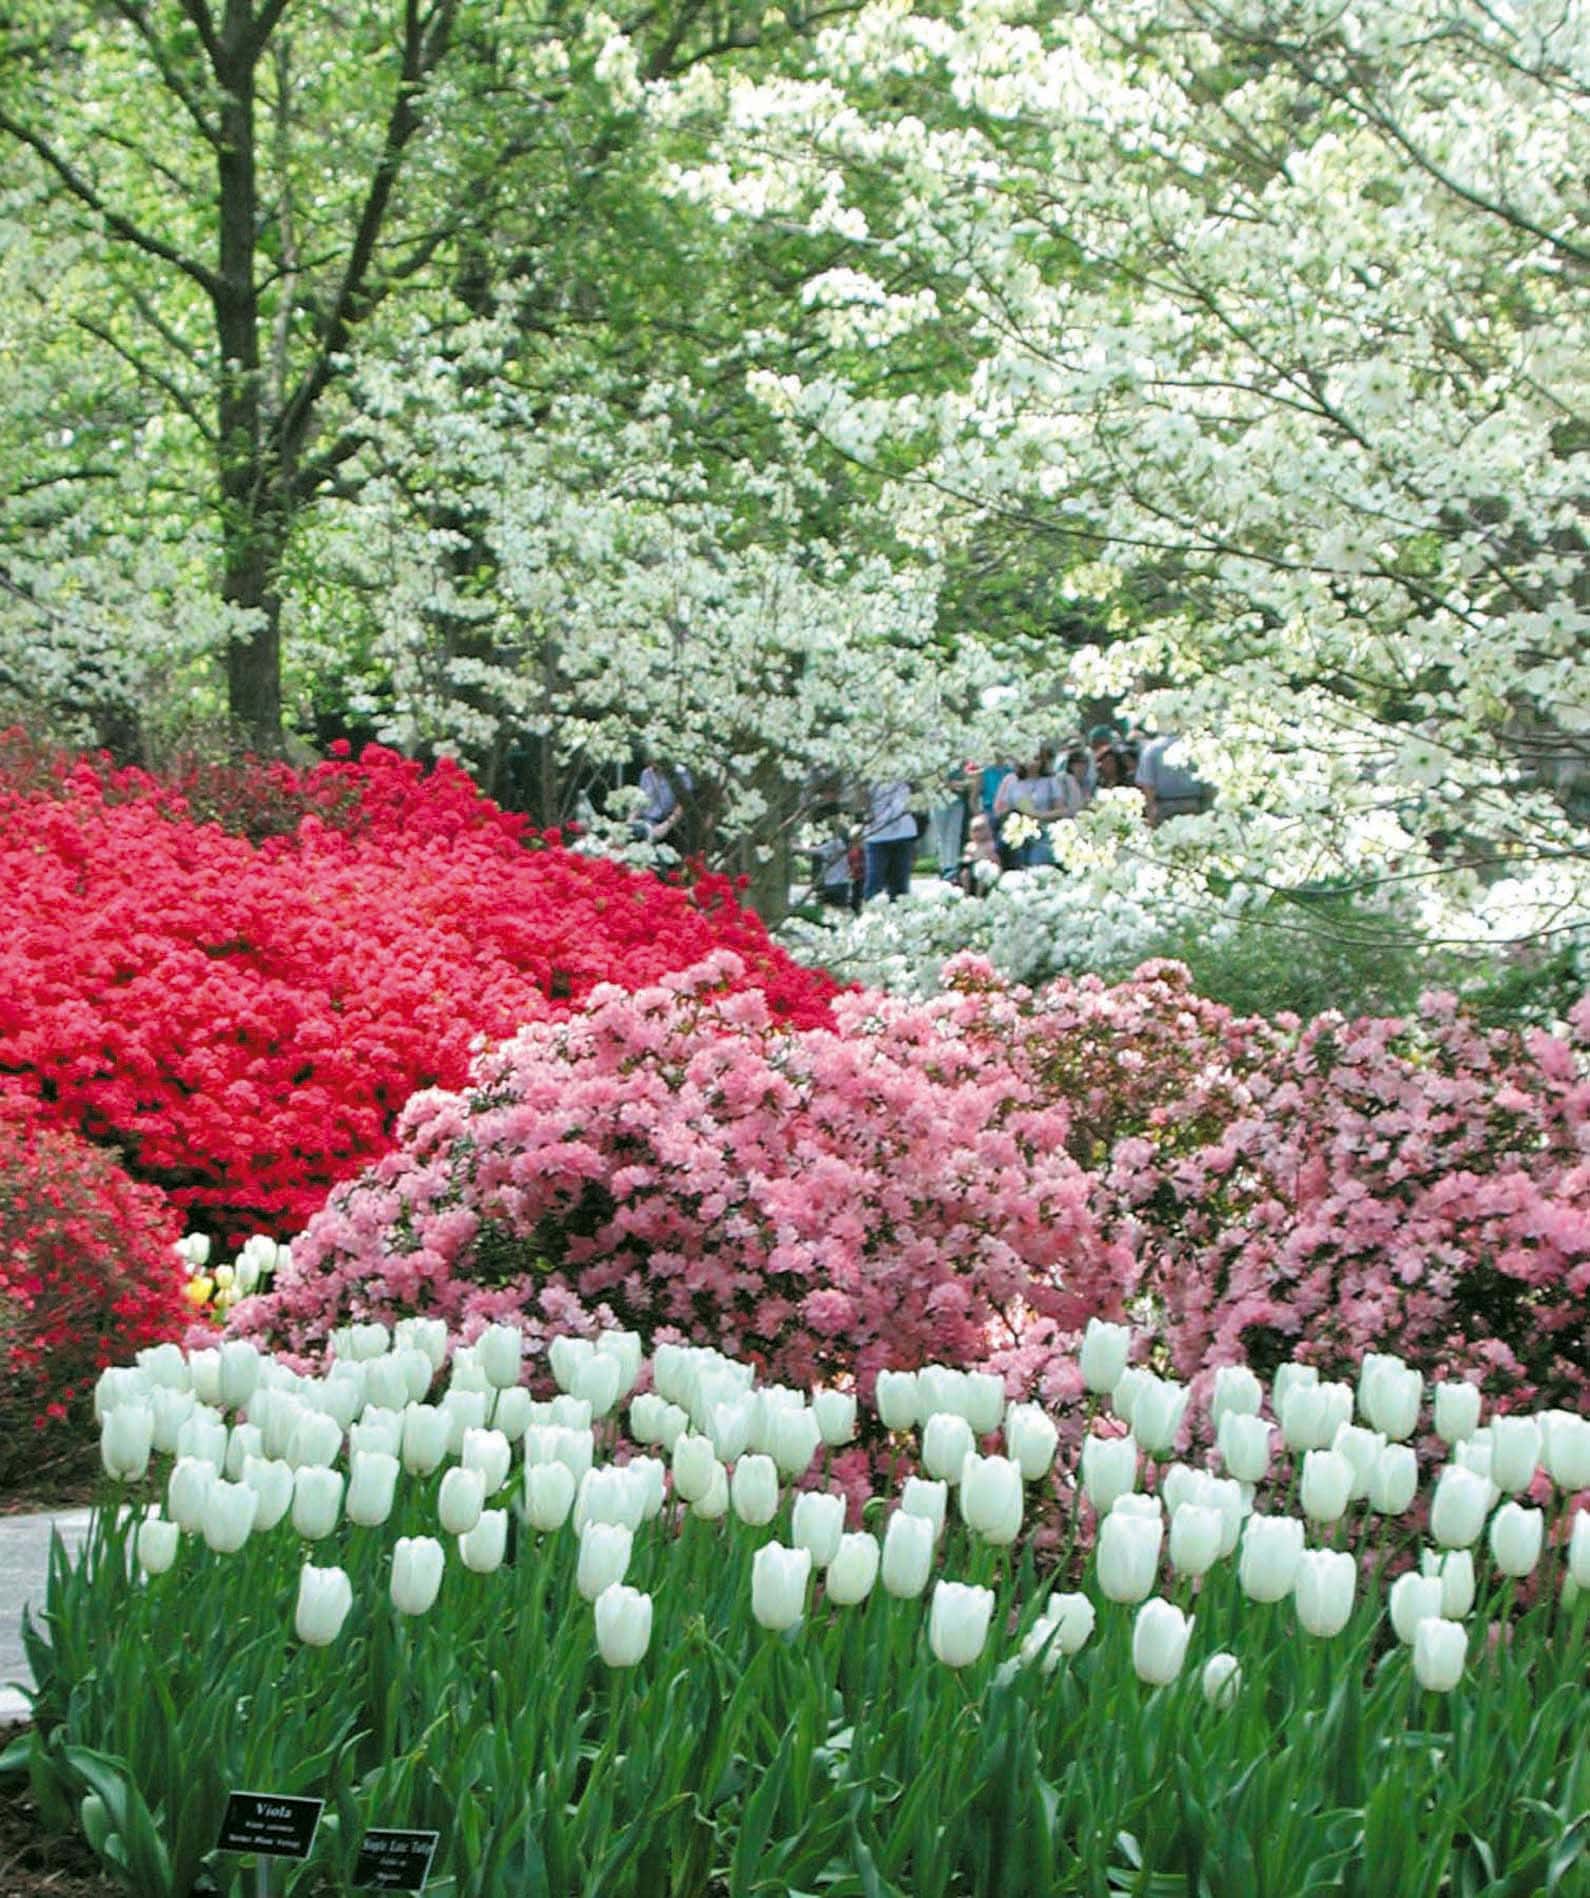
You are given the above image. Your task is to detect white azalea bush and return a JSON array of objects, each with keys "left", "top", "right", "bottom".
[
  {"left": 795, "top": 852, "right": 1211, "bottom": 995},
  {"left": 6, "top": 1323, "right": 1586, "bottom": 1894}
]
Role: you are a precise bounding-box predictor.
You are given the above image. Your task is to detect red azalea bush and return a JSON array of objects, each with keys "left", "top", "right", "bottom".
[
  {"left": 0, "top": 738, "right": 837, "bottom": 1241},
  {"left": 0, "top": 1093, "right": 190, "bottom": 1477},
  {"left": 230, "top": 952, "right": 1129, "bottom": 1395}
]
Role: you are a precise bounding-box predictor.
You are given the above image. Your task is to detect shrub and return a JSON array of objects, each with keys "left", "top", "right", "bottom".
[
  {"left": 0, "top": 739, "right": 837, "bottom": 1241},
  {"left": 230, "top": 953, "right": 1589, "bottom": 1416},
  {"left": 230, "top": 952, "right": 1127, "bottom": 1390},
  {"left": 0, "top": 1096, "right": 189, "bottom": 1478},
  {"left": 1002, "top": 966, "right": 1590, "bottom": 1409}
]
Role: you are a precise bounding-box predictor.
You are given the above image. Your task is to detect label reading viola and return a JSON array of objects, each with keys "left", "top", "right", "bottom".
[
  {"left": 217, "top": 1791, "right": 324, "bottom": 1860},
  {"left": 354, "top": 1826, "right": 441, "bottom": 1890}
]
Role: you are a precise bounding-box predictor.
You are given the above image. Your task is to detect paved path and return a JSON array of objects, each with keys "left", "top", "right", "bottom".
[{"left": 0, "top": 1508, "right": 93, "bottom": 1723}]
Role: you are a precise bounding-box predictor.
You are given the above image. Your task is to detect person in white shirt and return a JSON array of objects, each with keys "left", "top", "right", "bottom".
[{"left": 862, "top": 780, "right": 918, "bottom": 900}]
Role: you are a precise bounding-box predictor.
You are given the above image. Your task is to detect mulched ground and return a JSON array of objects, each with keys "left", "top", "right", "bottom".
[
  {"left": 0, "top": 1724, "right": 119, "bottom": 1898},
  {"left": 0, "top": 1447, "right": 103, "bottom": 1517}
]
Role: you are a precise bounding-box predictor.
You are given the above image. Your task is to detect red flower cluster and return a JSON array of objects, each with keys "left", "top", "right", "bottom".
[
  {"left": 0, "top": 1092, "right": 189, "bottom": 1474},
  {"left": 0, "top": 738, "right": 837, "bottom": 1241}
]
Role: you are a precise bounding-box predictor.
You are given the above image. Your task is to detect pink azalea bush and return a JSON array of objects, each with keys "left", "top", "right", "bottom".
[
  {"left": 232, "top": 950, "right": 1588, "bottom": 1421},
  {"left": 1005, "top": 964, "right": 1590, "bottom": 1409},
  {"left": 232, "top": 951, "right": 1129, "bottom": 1394}
]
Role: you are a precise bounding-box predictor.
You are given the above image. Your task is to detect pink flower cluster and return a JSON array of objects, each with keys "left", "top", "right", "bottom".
[
  {"left": 1010, "top": 966, "right": 1589, "bottom": 1409},
  {"left": 231, "top": 948, "right": 1587, "bottom": 1417},
  {"left": 233, "top": 953, "right": 1130, "bottom": 1391}
]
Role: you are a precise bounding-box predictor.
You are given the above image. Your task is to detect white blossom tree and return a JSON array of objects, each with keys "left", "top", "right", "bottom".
[{"left": 675, "top": 0, "right": 1589, "bottom": 948}]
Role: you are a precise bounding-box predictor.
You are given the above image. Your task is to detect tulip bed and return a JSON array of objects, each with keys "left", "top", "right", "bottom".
[{"left": 6, "top": 1325, "right": 1588, "bottom": 1897}]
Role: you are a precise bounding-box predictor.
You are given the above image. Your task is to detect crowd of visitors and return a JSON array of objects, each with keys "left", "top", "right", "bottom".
[{"left": 809, "top": 725, "right": 1211, "bottom": 908}]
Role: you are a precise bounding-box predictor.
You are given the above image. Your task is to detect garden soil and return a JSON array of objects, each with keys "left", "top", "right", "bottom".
[{"left": 0, "top": 1722, "right": 118, "bottom": 1897}]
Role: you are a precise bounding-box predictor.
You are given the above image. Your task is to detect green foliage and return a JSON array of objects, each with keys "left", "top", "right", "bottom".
[{"left": 1141, "top": 894, "right": 1436, "bottom": 1023}]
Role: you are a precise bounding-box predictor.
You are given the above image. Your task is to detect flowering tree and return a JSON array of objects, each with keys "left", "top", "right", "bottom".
[{"left": 676, "top": 0, "right": 1589, "bottom": 945}]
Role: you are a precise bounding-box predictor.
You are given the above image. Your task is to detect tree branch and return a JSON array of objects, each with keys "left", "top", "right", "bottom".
[
  {"left": 274, "top": 0, "right": 458, "bottom": 467},
  {"left": 105, "top": 0, "right": 223, "bottom": 147},
  {"left": 74, "top": 317, "right": 216, "bottom": 440},
  {"left": 0, "top": 109, "right": 221, "bottom": 298}
]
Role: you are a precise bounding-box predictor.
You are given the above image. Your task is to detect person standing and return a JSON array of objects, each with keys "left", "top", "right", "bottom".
[
  {"left": 862, "top": 780, "right": 918, "bottom": 900},
  {"left": 1135, "top": 733, "right": 1211, "bottom": 826}
]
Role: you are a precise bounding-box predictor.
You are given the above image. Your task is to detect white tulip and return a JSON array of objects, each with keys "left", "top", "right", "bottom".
[
  {"left": 1202, "top": 1652, "right": 1241, "bottom": 1708},
  {"left": 137, "top": 1514, "right": 180, "bottom": 1576},
  {"left": 881, "top": 1511, "right": 935, "bottom": 1598},
  {"left": 1168, "top": 1503, "right": 1223, "bottom": 1579},
  {"left": 391, "top": 1536, "right": 445, "bottom": 1615},
  {"left": 874, "top": 1370, "right": 920, "bottom": 1432},
  {"left": 524, "top": 1460, "right": 576, "bottom": 1533},
  {"left": 346, "top": 1451, "right": 400, "bottom": 1527},
  {"left": 1131, "top": 1376, "right": 1189, "bottom": 1457},
  {"left": 1294, "top": 1549, "right": 1356, "bottom": 1638},
  {"left": 1421, "top": 1549, "right": 1476, "bottom": 1618},
  {"left": 812, "top": 1389, "right": 858, "bottom": 1447},
  {"left": 292, "top": 1466, "right": 344, "bottom": 1541},
  {"left": 921, "top": 1412, "right": 975, "bottom": 1484},
  {"left": 1238, "top": 1515, "right": 1304, "bottom": 1603},
  {"left": 168, "top": 1457, "right": 216, "bottom": 1534},
  {"left": 900, "top": 1476, "right": 948, "bottom": 1538},
  {"left": 401, "top": 1403, "right": 449, "bottom": 1476},
  {"left": 101, "top": 1407, "right": 154, "bottom": 1482},
  {"left": 1369, "top": 1445, "right": 1418, "bottom": 1515},
  {"left": 594, "top": 1583, "right": 652, "bottom": 1667},
  {"left": 825, "top": 1532, "right": 880, "bottom": 1606},
  {"left": 576, "top": 1523, "right": 633, "bottom": 1601},
  {"left": 791, "top": 1491, "right": 846, "bottom": 1568},
  {"left": 751, "top": 1543, "right": 811, "bottom": 1631},
  {"left": 460, "top": 1509, "right": 508, "bottom": 1574},
  {"left": 1079, "top": 1320, "right": 1130, "bottom": 1394},
  {"left": 958, "top": 1453, "right": 1023, "bottom": 1546},
  {"left": 1300, "top": 1450, "right": 1353, "bottom": 1525},
  {"left": 241, "top": 1455, "right": 293, "bottom": 1532},
  {"left": 1489, "top": 1416, "right": 1542, "bottom": 1494},
  {"left": 1096, "top": 1511, "right": 1162, "bottom": 1604},
  {"left": 1211, "top": 1364, "right": 1263, "bottom": 1426},
  {"left": 1542, "top": 1414, "right": 1590, "bottom": 1491},
  {"left": 201, "top": 1480, "right": 258, "bottom": 1555},
  {"left": 929, "top": 1581, "right": 995, "bottom": 1668},
  {"left": 1413, "top": 1617, "right": 1466, "bottom": 1692},
  {"left": 768, "top": 1406, "right": 822, "bottom": 1481},
  {"left": 672, "top": 1433, "right": 718, "bottom": 1505},
  {"left": 731, "top": 1454, "right": 779, "bottom": 1526},
  {"left": 1132, "top": 1599, "right": 1193, "bottom": 1685},
  {"left": 1003, "top": 1403, "right": 1058, "bottom": 1481},
  {"left": 1430, "top": 1465, "right": 1492, "bottom": 1548},
  {"left": 1331, "top": 1424, "right": 1386, "bottom": 1503},
  {"left": 691, "top": 1459, "right": 730, "bottom": 1520},
  {"left": 1217, "top": 1412, "right": 1272, "bottom": 1485},
  {"left": 1433, "top": 1381, "right": 1482, "bottom": 1445},
  {"left": 295, "top": 1564, "right": 353, "bottom": 1646},
  {"left": 1489, "top": 1501, "right": 1543, "bottom": 1577},
  {"left": 475, "top": 1324, "right": 523, "bottom": 1390},
  {"left": 438, "top": 1467, "right": 485, "bottom": 1537},
  {"left": 461, "top": 1427, "right": 511, "bottom": 1496},
  {"left": 963, "top": 1372, "right": 1006, "bottom": 1437},
  {"left": 1389, "top": 1571, "right": 1444, "bottom": 1645}
]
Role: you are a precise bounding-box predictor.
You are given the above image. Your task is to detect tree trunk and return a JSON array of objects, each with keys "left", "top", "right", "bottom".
[{"left": 214, "top": 0, "right": 283, "bottom": 751}]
